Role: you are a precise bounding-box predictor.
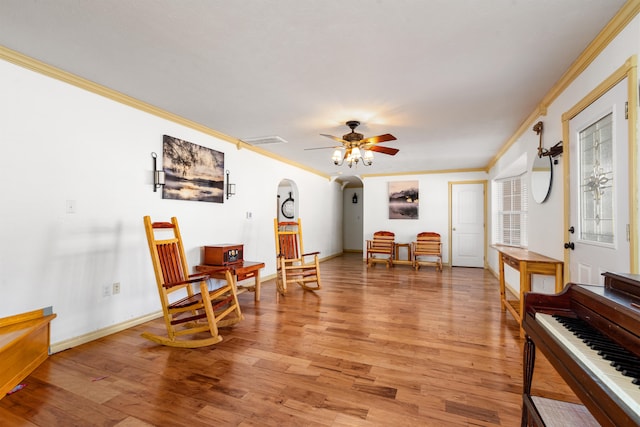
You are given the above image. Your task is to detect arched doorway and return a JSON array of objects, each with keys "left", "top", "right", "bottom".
[
  {"left": 277, "top": 179, "right": 298, "bottom": 221},
  {"left": 341, "top": 176, "right": 363, "bottom": 252}
]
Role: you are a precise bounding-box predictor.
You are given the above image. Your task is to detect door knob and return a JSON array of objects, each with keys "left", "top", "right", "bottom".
[{"left": 564, "top": 242, "right": 575, "bottom": 250}]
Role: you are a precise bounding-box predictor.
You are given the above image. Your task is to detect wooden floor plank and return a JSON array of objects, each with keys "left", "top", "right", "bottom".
[{"left": 0, "top": 254, "right": 577, "bottom": 425}]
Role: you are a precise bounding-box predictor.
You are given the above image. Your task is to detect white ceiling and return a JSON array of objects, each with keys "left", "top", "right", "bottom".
[{"left": 0, "top": 1, "right": 627, "bottom": 182}]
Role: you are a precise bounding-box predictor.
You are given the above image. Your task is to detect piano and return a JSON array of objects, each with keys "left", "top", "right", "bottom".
[{"left": 522, "top": 272, "right": 640, "bottom": 427}]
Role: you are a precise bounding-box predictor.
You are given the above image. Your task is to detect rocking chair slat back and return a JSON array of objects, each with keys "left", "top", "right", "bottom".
[
  {"left": 276, "top": 221, "right": 303, "bottom": 259},
  {"left": 157, "top": 242, "right": 185, "bottom": 287}
]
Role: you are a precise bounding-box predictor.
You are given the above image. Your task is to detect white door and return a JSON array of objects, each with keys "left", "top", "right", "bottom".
[
  {"left": 451, "top": 182, "right": 485, "bottom": 267},
  {"left": 567, "top": 78, "right": 629, "bottom": 285}
]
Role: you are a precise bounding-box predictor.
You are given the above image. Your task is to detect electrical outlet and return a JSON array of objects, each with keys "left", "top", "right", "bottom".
[
  {"left": 103, "top": 284, "right": 111, "bottom": 297},
  {"left": 112, "top": 282, "right": 121, "bottom": 294}
]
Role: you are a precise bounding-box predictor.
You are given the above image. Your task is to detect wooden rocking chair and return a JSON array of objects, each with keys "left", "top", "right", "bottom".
[
  {"left": 412, "top": 232, "right": 443, "bottom": 271},
  {"left": 366, "top": 231, "right": 395, "bottom": 268},
  {"left": 274, "top": 218, "right": 321, "bottom": 295},
  {"left": 142, "top": 216, "right": 243, "bottom": 348}
]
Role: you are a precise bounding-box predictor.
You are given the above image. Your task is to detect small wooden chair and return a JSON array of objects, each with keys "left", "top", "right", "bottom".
[
  {"left": 366, "top": 231, "right": 395, "bottom": 268},
  {"left": 412, "top": 232, "right": 443, "bottom": 271},
  {"left": 142, "top": 216, "right": 243, "bottom": 348},
  {"left": 274, "top": 218, "right": 321, "bottom": 295}
]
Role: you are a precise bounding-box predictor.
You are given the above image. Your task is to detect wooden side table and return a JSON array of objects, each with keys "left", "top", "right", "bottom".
[
  {"left": 492, "top": 245, "right": 563, "bottom": 337},
  {"left": 394, "top": 243, "right": 413, "bottom": 266},
  {"left": 196, "top": 261, "right": 265, "bottom": 302}
]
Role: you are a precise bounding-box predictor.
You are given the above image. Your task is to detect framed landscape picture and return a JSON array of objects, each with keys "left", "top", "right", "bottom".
[
  {"left": 162, "top": 135, "right": 225, "bottom": 203},
  {"left": 388, "top": 180, "right": 419, "bottom": 219}
]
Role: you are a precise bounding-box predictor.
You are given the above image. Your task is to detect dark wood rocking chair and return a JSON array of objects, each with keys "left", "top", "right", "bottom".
[
  {"left": 142, "top": 216, "right": 243, "bottom": 348},
  {"left": 274, "top": 218, "right": 321, "bottom": 295}
]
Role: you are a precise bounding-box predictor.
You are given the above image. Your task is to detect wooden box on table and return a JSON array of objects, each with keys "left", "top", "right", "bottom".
[{"left": 203, "top": 244, "right": 243, "bottom": 266}]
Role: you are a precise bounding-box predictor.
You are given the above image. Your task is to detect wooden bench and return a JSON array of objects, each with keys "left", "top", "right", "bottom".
[
  {"left": 412, "top": 232, "right": 443, "bottom": 271},
  {"left": 0, "top": 307, "right": 56, "bottom": 399},
  {"left": 366, "top": 231, "right": 395, "bottom": 268}
]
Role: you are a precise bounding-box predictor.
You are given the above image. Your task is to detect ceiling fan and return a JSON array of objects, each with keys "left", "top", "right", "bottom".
[{"left": 308, "top": 120, "right": 399, "bottom": 167}]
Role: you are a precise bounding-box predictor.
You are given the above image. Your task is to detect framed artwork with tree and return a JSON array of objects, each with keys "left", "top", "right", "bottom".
[{"left": 162, "top": 135, "right": 225, "bottom": 203}]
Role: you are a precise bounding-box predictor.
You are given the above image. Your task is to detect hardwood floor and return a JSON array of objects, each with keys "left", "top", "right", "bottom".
[{"left": 0, "top": 254, "right": 577, "bottom": 426}]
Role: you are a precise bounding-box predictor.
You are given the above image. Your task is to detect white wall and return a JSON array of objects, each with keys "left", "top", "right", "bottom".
[
  {"left": 363, "top": 171, "right": 487, "bottom": 264},
  {"left": 487, "top": 15, "right": 640, "bottom": 293},
  {"left": 0, "top": 58, "right": 343, "bottom": 346}
]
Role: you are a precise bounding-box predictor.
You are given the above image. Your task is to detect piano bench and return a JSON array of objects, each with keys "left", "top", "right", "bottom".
[{"left": 525, "top": 396, "right": 600, "bottom": 427}]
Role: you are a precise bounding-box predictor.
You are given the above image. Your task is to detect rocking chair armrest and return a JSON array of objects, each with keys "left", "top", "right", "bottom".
[
  {"left": 163, "top": 273, "right": 210, "bottom": 289},
  {"left": 301, "top": 251, "right": 320, "bottom": 257},
  {"left": 188, "top": 272, "right": 212, "bottom": 280}
]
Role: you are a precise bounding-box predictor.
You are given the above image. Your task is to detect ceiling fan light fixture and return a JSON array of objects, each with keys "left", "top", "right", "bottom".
[
  {"left": 332, "top": 149, "right": 343, "bottom": 165},
  {"left": 322, "top": 120, "right": 396, "bottom": 168},
  {"left": 345, "top": 151, "right": 354, "bottom": 167},
  {"left": 363, "top": 149, "right": 374, "bottom": 165}
]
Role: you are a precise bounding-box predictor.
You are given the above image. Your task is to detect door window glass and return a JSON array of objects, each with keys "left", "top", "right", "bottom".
[{"left": 579, "top": 113, "right": 614, "bottom": 245}]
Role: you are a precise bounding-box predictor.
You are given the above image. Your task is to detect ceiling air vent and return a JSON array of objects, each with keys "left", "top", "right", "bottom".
[{"left": 242, "top": 135, "right": 288, "bottom": 146}]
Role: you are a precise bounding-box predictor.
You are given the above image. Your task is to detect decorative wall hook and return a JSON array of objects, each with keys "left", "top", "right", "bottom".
[
  {"left": 547, "top": 140, "right": 564, "bottom": 159},
  {"left": 533, "top": 121, "right": 563, "bottom": 159},
  {"left": 533, "top": 121, "right": 545, "bottom": 157}
]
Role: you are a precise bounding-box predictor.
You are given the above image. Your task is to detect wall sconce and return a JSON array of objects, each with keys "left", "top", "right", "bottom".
[
  {"left": 151, "top": 152, "right": 165, "bottom": 192},
  {"left": 533, "top": 121, "right": 563, "bottom": 160},
  {"left": 226, "top": 170, "right": 236, "bottom": 199},
  {"left": 352, "top": 193, "right": 358, "bottom": 204}
]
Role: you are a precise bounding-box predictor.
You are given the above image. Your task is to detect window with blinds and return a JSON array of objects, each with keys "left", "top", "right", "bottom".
[{"left": 493, "top": 175, "right": 528, "bottom": 247}]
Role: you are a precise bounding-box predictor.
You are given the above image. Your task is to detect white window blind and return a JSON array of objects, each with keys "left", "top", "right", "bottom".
[{"left": 493, "top": 175, "right": 528, "bottom": 247}]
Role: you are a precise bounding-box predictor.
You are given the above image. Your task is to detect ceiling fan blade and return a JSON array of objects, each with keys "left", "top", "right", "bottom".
[
  {"left": 368, "top": 145, "right": 399, "bottom": 156},
  {"left": 320, "top": 134, "right": 348, "bottom": 144},
  {"left": 361, "top": 133, "right": 396, "bottom": 144}
]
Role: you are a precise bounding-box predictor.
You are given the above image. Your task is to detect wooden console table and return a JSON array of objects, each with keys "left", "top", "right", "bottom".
[
  {"left": 196, "top": 261, "right": 265, "bottom": 302},
  {"left": 492, "top": 245, "right": 563, "bottom": 336}
]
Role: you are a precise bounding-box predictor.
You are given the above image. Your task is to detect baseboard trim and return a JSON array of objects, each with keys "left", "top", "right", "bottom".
[
  {"left": 50, "top": 311, "right": 163, "bottom": 354},
  {"left": 320, "top": 252, "right": 343, "bottom": 262}
]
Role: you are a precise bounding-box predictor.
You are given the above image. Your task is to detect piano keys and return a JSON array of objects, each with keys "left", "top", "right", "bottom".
[
  {"left": 522, "top": 272, "right": 640, "bottom": 427},
  {"left": 536, "top": 314, "right": 640, "bottom": 417}
]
